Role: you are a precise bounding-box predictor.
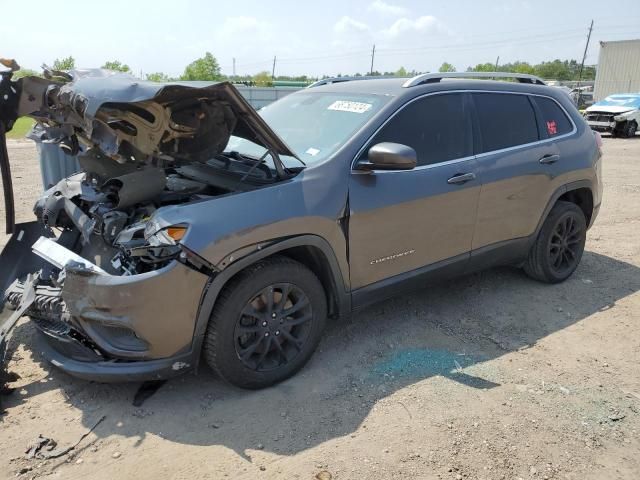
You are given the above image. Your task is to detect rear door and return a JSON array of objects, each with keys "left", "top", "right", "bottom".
[
  {"left": 471, "top": 92, "right": 570, "bottom": 249},
  {"left": 348, "top": 92, "right": 480, "bottom": 290}
]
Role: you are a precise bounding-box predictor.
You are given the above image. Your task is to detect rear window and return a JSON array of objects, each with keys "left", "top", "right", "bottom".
[
  {"left": 533, "top": 96, "right": 573, "bottom": 137},
  {"left": 473, "top": 93, "right": 539, "bottom": 153}
]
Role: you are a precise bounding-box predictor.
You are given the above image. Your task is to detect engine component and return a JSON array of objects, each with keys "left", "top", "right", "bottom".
[{"left": 101, "top": 211, "right": 128, "bottom": 244}]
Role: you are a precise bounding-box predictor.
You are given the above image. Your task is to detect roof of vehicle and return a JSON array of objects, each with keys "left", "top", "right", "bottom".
[
  {"left": 307, "top": 72, "right": 547, "bottom": 97},
  {"left": 308, "top": 77, "right": 561, "bottom": 102}
]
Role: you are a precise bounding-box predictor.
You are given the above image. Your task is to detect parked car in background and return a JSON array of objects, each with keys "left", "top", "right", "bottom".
[
  {"left": 584, "top": 93, "right": 640, "bottom": 137},
  {"left": 571, "top": 87, "right": 594, "bottom": 109},
  {"left": 1, "top": 69, "right": 602, "bottom": 390}
]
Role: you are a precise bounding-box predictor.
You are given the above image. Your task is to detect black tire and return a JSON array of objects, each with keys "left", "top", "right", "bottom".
[
  {"left": 624, "top": 121, "right": 637, "bottom": 138},
  {"left": 203, "top": 256, "right": 327, "bottom": 389},
  {"left": 524, "top": 201, "right": 587, "bottom": 284}
]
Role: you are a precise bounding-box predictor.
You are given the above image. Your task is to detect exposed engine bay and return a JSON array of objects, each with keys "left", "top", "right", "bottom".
[
  {"left": 31, "top": 145, "right": 281, "bottom": 278},
  {"left": 3, "top": 66, "right": 301, "bottom": 276}
]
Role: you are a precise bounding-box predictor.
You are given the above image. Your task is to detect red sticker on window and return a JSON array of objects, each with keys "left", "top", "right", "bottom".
[{"left": 547, "top": 120, "right": 557, "bottom": 135}]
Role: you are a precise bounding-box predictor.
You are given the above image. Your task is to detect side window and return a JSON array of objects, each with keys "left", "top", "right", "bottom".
[
  {"left": 473, "top": 93, "right": 539, "bottom": 153},
  {"left": 364, "top": 93, "right": 471, "bottom": 166},
  {"left": 533, "top": 96, "right": 573, "bottom": 137}
]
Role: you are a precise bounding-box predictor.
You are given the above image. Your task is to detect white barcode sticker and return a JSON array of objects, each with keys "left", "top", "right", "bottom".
[{"left": 328, "top": 100, "right": 372, "bottom": 114}]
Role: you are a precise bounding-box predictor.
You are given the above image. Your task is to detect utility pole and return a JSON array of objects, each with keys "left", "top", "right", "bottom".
[
  {"left": 272, "top": 56, "right": 276, "bottom": 81},
  {"left": 370, "top": 44, "right": 376, "bottom": 75},
  {"left": 495, "top": 56, "right": 500, "bottom": 71},
  {"left": 232, "top": 58, "right": 236, "bottom": 78},
  {"left": 576, "top": 19, "right": 594, "bottom": 107}
]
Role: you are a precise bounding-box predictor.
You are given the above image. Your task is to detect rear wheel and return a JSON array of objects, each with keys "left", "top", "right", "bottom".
[
  {"left": 524, "top": 201, "right": 587, "bottom": 283},
  {"left": 203, "top": 256, "right": 327, "bottom": 389}
]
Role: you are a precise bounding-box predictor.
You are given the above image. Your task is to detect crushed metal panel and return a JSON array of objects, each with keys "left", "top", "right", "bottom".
[
  {"left": 32, "top": 236, "right": 107, "bottom": 274},
  {"left": 18, "top": 74, "right": 298, "bottom": 161}
]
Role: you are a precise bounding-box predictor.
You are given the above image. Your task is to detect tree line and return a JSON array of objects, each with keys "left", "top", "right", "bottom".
[
  {"left": 13, "top": 53, "right": 596, "bottom": 84},
  {"left": 355, "top": 60, "right": 595, "bottom": 81}
]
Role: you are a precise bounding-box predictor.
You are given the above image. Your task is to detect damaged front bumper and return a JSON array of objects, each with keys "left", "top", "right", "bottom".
[{"left": 1, "top": 224, "right": 209, "bottom": 382}]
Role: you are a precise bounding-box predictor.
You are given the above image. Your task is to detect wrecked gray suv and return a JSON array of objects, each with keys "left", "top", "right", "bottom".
[{"left": 0, "top": 65, "right": 602, "bottom": 390}]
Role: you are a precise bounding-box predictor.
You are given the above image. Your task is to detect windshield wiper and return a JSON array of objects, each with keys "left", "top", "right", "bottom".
[
  {"left": 234, "top": 150, "right": 271, "bottom": 188},
  {"left": 224, "top": 148, "right": 306, "bottom": 172}
]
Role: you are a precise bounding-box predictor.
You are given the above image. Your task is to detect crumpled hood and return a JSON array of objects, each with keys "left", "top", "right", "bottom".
[
  {"left": 586, "top": 93, "right": 640, "bottom": 114},
  {"left": 585, "top": 105, "right": 636, "bottom": 114},
  {"left": 17, "top": 70, "right": 297, "bottom": 164}
]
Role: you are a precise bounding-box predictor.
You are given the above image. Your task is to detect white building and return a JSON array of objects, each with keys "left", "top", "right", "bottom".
[{"left": 594, "top": 39, "right": 640, "bottom": 101}]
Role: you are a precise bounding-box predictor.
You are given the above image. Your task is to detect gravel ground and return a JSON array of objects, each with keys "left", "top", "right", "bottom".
[{"left": 0, "top": 136, "right": 639, "bottom": 480}]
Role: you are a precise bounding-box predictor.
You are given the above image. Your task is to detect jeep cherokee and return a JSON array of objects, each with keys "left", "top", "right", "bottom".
[{"left": 0, "top": 65, "right": 602, "bottom": 390}]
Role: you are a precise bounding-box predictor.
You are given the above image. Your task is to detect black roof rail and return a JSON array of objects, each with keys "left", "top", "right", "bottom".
[{"left": 402, "top": 71, "right": 546, "bottom": 87}]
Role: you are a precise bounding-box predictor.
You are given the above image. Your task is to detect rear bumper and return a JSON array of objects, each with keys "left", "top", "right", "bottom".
[{"left": 35, "top": 330, "right": 196, "bottom": 382}]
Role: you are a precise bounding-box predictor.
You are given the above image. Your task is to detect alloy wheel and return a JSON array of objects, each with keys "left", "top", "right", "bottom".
[
  {"left": 234, "top": 283, "right": 313, "bottom": 372},
  {"left": 547, "top": 213, "right": 583, "bottom": 275}
]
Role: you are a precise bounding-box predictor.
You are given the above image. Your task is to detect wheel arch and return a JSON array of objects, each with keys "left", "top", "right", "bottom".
[
  {"left": 190, "top": 235, "right": 350, "bottom": 361},
  {"left": 533, "top": 180, "right": 595, "bottom": 242},
  {"left": 557, "top": 186, "right": 594, "bottom": 226}
]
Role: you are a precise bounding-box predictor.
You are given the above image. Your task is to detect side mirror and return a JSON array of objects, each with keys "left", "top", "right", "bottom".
[{"left": 356, "top": 142, "right": 417, "bottom": 171}]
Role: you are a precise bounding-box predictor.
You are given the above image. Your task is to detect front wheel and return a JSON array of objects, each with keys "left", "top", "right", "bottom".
[
  {"left": 203, "top": 256, "right": 327, "bottom": 389},
  {"left": 624, "top": 121, "right": 637, "bottom": 138},
  {"left": 523, "top": 201, "right": 587, "bottom": 283}
]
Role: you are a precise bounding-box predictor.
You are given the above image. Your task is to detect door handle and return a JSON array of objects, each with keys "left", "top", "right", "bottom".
[
  {"left": 539, "top": 154, "right": 560, "bottom": 165},
  {"left": 447, "top": 172, "right": 476, "bottom": 185}
]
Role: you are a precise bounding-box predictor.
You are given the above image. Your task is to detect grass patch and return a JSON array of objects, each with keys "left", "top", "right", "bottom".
[{"left": 6, "top": 117, "right": 34, "bottom": 139}]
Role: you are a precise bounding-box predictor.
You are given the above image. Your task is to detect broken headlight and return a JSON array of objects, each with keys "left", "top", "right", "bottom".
[{"left": 145, "top": 224, "right": 188, "bottom": 246}]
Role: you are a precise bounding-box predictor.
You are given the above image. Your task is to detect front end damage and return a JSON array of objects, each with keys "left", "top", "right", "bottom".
[{"left": 0, "top": 61, "right": 300, "bottom": 386}]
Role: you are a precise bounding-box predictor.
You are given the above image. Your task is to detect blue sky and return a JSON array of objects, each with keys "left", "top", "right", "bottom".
[{"left": 3, "top": 0, "right": 640, "bottom": 78}]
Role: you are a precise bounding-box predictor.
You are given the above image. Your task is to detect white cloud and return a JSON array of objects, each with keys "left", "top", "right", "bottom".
[
  {"left": 333, "top": 16, "right": 370, "bottom": 34},
  {"left": 368, "top": 0, "right": 409, "bottom": 17},
  {"left": 383, "top": 15, "right": 447, "bottom": 38}
]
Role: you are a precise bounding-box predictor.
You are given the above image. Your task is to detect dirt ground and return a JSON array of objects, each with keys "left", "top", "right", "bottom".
[{"left": 0, "top": 136, "right": 639, "bottom": 480}]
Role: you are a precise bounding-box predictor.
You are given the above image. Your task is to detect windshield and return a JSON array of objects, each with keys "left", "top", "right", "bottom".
[{"left": 225, "top": 91, "right": 390, "bottom": 167}]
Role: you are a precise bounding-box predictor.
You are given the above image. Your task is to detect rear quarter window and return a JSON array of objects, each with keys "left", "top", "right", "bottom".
[
  {"left": 473, "top": 93, "right": 539, "bottom": 153},
  {"left": 533, "top": 96, "right": 574, "bottom": 137}
]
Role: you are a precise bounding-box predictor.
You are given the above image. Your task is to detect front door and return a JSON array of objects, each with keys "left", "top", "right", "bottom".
[{"left": 348, "top": 92, "right": 480, "bottom": 290}]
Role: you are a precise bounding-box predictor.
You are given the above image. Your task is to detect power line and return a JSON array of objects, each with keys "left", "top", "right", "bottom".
[{"left": 218, "top": 22, "right": 640, "bottom": 75}]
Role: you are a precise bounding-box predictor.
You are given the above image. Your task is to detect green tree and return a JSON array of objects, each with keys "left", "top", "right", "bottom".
[
  {"left": 534, "top": 60, "right": 572, "bottom": 80},
  {"left": 101, "top": 60, "right": 130, "bottom": 72},
  {"left": 252, "top": 71, "right": 273, "bottom": 86},
  {"left": 510, "top": 61, "right": 535, "bottom": 74},
  {"left": 146, "top": 72, "right": 171, "bottom": 82},
  {"left": 395, "top": 66, "right": 408, "bottom": 77},
  {"left": 467, "top": 62, "right": 495, "bottom": 72},
  {"left": 438, "top": 62, "right": 456, "bottom": 73},
  {"left": 52, "top": 56, "right": 75, "bottom": 71},
  {"left": 181, "top": 52, "right": 221, "bottom": 81}
]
